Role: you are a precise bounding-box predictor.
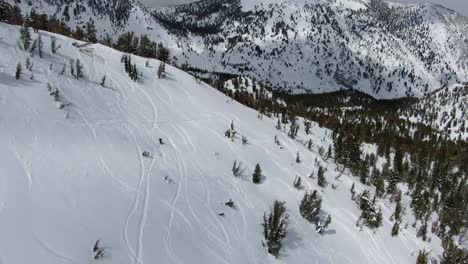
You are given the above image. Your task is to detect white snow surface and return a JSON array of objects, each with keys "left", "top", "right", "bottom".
[{"left": 0, "top": 23, "right": 442, "bottom": 264}]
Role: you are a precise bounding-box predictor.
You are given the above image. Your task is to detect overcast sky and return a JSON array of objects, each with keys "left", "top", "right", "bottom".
[{"left": 141, "top": 0, "right": 468, "bottom": 16}]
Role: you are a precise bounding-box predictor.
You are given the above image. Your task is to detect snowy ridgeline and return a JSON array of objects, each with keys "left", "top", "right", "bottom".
[
  {"left": 0, "top": 23, "right": 441, "bottom": 264},
  {"left": 8, "top": 0, "right": 468, "bottom": 99}
]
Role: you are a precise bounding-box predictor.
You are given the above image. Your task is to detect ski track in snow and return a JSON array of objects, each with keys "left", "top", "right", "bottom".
[
  {"left": 164, "top": 135, "right": 184, "bottom": 264},
  {"left": 33, "top": 234, "right": 75, "bottom": 264},
  {"left": 123, "top": 124, "right": 146, "bottom": 264}
]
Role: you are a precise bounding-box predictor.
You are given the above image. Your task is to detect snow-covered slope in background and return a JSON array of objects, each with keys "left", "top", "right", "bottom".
[
  {"left": 0, "top": 22, "right": 442, "bottom": 263},
  {"left": 7, "top": 0, "right": 468, "bottom": 98},
  {"left": 400, "top": 83, "right": 467, "bottom": 141}
]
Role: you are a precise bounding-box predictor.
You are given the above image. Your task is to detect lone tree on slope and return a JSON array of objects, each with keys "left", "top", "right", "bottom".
[
  {"left": 15, "top": 62, "right": 22, "bottom": 79},
  {"left": 262, "top": 200, "right": 290, "bottom": 258},
  {"left": 252, "top": 163, "right": 262, "bottom": 184}
]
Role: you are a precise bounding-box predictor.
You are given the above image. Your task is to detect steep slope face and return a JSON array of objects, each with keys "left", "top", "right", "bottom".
[
  {"left": 6, "top": 0, "right": 468, "bottom": 98},
  {"left": 0, "top": 22, "right": 443, "bottom": 263},
  {"left": 400, "top": 83, "right": 468, "bottom": 141}
]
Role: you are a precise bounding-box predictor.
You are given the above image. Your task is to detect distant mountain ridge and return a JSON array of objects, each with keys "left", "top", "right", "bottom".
[{"left": 6, "top": 0, "right": 468, "bottom": 98}]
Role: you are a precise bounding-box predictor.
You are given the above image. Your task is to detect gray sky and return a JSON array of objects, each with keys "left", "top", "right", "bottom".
[{"left": 140, "top": 0, "right": 468, "bottom": 16}]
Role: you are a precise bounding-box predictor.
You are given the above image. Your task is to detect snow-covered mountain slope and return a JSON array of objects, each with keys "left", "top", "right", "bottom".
[
  {"left": 7, "top": 0, "right": 468, "bottom": 98},
  {"left": 400, "top": 83, "right": 468, "bottom": 141},
  {"left": 0, "top": 22, "right": 442, "bottom": 263}
]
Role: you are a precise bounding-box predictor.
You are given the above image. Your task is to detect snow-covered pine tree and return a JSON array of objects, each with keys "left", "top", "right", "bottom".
[
  {"left": 15, "top": 62, "right": 21, "bottom": 79},
  {"left": 50, "top": 36, "right": 61, "bottom": 54},
  {"left": 25, "top": 57, "right": 32, "bottom": 70},
  {"left": 252, "top": 163, "right": 262, "bottom": 184},
  {"left": 308, "top": 139, "right": 313, "bottom": 151},
  {"left": 391, "top": 221, "right": 400, "bottom": 236},
  {"left": 317, "top": 214, "right": 332, "bottom": 235},
  {"left": 317, "top": 165, "right": 327, "bottom": 188},
  {"left": 304, "top": 120, "right": 311, "bottom": 135},
  {"left": 416, "top": 250, "right": 429, "bottom": 264},
  {"left": 70, "top": 59, "right": 75, "bottom": 77},
  {"left": 262, "top": 200, "right": 289, "bottom": 258},
  {"left": 357, "top": 190, "right": 382, "bottom": 229},
  {"left": 75, "top": 59, "right": 83, "bottom": 79},
  {"left": 19, "top": 21, "right": 31, "bottom": 50},
  {"left": 158, "top": 62, "right": 166, "bottom": 78},
  {"left": 37, "top": 34, "right": 43, "bottom": 58},
  {"left": 299, "top": 190, "right": 322, "bottom": 225}
]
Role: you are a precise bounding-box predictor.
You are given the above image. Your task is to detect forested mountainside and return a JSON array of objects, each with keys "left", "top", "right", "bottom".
[{"left": 3, "top": 0, "right": 468, "bottom": 98}]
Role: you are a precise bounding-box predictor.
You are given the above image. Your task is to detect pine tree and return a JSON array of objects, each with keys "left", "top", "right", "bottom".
[
  {"left": 131, "top": 63, "right": 138, "bottom": 81},
  {"left": 317, "top": 165, "right": 327, "bottom": 188},
  {"left": 416, "top": 250, "right": 430, "bottom": 264},
  {"left": 317, "top": 214, "right": 332, "bottom": 235},
  {"left": 392, "top": 200, "right": 403, "bottom": 222},
  {"left": 60, "top": 63, "right": 66, "bottom": 75},
  {"left": 262, "top": 201, "right": 289, "bottom": 258},
  {"left": 15, "top": 62, "right": 22, "bottom": 79},
  {"left": 232, "top": 160, "right": 242, "bottom": 177},
  {"left": 252, "top": 163, "right": 262, "bottom": 184},
  {"left": 357, "top": 190, "right": 382, "bottom": 229},
  {"left": 308, "top": 139, "right": 313, "bottom": 151},
  {"left": 25, "top": 57, "right": 32, "bottom": 70},
  {"left": 440, "top": 240, "right": 468, "bottom": 264},
  {"left": 293, "top": 176, "right": 303, "bottom": 190},
  {"left": 417, "top": 221, "right": 428, "bottom": 241},
  {"left": 299, "top": 190, "right": 322, "bottom": 225},
  {"left": 359, "top": 160, "right": 369, "bottom": 185},
  {"left": 84, "top": 19, "right": 97, "bottom": 43},
  {"left": 37, "top": 34, "right": 43, "bottom": 58},
  {"left": 158, "top": 62, "right": 166, "bottom": 78},
  {"left": 75, "top": 59, "right": 83, "bottom": 79},
  {"left": 19, "top": 21, "right": 31, "bottom": 50},
  {"left": 304, "top": 120, "right": 311, "bottom": 135},
  {"left": 70, "top": 59, "right": 75, "bottom": 77},
  {"left": 51, "top": 36, "right": 61, "bottom": 53},
  {"left": 391, "top": 221, "right": 400, "bottom": 236},
  {"left": 375, "top": 175, "right": 385, "bottom": 198},
  {"left": 386, "top": 169, "right": 400, "bottom": 196},
  {"left": 350, "top": 183, "right": 356, "bottom": 200}
]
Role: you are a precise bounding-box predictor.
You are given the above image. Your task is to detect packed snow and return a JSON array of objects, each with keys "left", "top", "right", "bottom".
[{"left": 0, "top": 23, "right": 442, "bottom": 264}]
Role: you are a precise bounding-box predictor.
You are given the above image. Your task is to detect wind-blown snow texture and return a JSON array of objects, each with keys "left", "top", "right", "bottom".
[
  {"left": 8, "top": 0, "right": 468, "bottom": 98},
  {"left": 0, "top": 23, "right": 442, "bottom": 264}
]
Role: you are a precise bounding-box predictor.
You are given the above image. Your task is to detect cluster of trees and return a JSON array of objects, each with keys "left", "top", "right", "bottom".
[
  {"left": 299, "top": 190, "right": 331, "bottom": 235},
  {"left": 208, "top": 77, "right": 466, "bottom": 261},
  {"left": 356, "top": 190, "right": 382, "bottom": 229},
  {"left": 0, "top": 2, "right": 171, "bottom": 63},
  {"left": 121, "top": 54, "right": 138, "bottom": 81}
]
